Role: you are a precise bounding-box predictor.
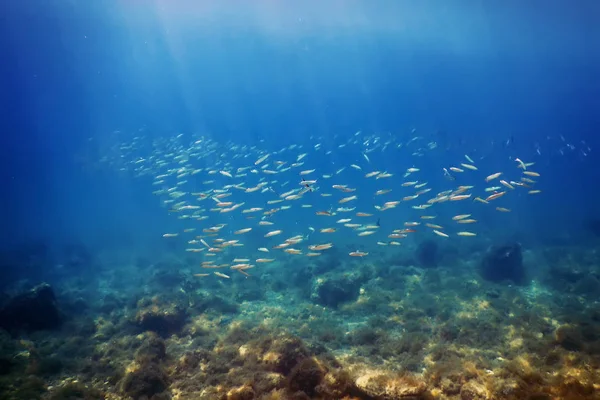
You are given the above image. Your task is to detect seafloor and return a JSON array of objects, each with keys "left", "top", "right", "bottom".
[{"left": 1, "top": 238, "right": 600, "bottom": 400}]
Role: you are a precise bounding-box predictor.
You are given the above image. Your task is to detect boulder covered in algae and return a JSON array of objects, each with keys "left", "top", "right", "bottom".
[
  {"left": 311, "top": 271, "right": 363, "bottom": 308},
  {"left": 0, "top": 283, "right": 62, "bottom": 333},
  {"left": 353, "top": 369, "right": 428, "bottom": 399},
  {"left": 133, "top": 297, "right": 187, "bottom": 337},
  {"left": 479, "top": 242, "right": 525, "bottom": 284}
]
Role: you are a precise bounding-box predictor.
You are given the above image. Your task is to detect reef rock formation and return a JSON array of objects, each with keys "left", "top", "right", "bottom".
[
  {"left": 415, "top": 240, "right": 439, "bottom": 268},
  {"left": 354, "top": 369, "right": 427, "bottom": 399},
  {"left": 0, "top": 283, "right": 62, "bottom": 333},
  {"left": 134, "top": 300, "right": 187, "bottom": 337},
  {"left": 311, "top": 272, "right": 361, "bottom": 308},
  {"left": 479, "top": 242, "right": 525, "bottom": 284}
]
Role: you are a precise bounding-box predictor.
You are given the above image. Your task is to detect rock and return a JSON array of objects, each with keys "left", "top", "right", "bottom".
[
  {"left": 254, "top": 372, "right": 286, "bottom": 394},
  {"left": 0, "top": 357, "right": 13, "bottom": 375},
  {"left": 135, "top": 333, "right": 167, "bottom": 364},
  {"left": 120, "top": 362, "right": 169, "bottom": 399},
  {"left": 479, "top": 242, "right": 525, "bottom": 284},
  {"left": 48, "top": 382, "right": 104, "bottom": 400},
  {"left": 312, "top": 273, "right": 361, "bottom": 308},
  {"left": 262, "top": 335, "right": 311, "bottom": 375},
  {"left": 287, "top": 357, "right": 328, "bottom": 396},
  {"left": 460, "top": 380, "right": 489, "bottom": 400},
  {"left": 226, "top": 384, "right": 255, "bottom": 400},
  {"left": 134, "top": 303, "right": 187, "bottom": 337},
  {"left": 440, "top": 377, "right": 461, "bottom": 395},
  {"left": 554, "top": 324, "right": 584, "bottom": 351},
  {"left": 0, "top": 242, "right": 52, "bottom": 288},
  {"left": 0, "top": 283, "right": 62, "bottom": 333},
  {"left": 354, "top": 370, "right": 427, "bottom": 399},
  {"left": 415, "top": 240, "right": 439, "bottom": 268}
]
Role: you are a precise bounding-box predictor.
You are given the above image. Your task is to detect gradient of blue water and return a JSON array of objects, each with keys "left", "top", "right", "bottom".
[{"left": 1, "top": 1, "right": 599, "bottom": 255}]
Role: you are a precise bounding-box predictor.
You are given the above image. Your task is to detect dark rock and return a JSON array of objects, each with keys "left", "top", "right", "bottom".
[
  {"left": 9, "top": 375, "right": 48, "bottom": 399},
  {"left": 460, "top": 380, "right": 489, "bottom": 400},
  {"left": 49, "top": 382, "right": 104, "bottom": 400},
  {"left": 135, "top": 304, "right": 186, "bottom": 338},
  {"left": 0, "top": 357, "right": 13, "bottom": 375},
  {"left": 554, "top": 325, "right": 584, "bottom": 351},
  {"left": 194, "top": 294, "right": 239, "bottom": 314},
  {"left": 265, "top": 335, "right": 311, "bottom": 375},
  {"left": 121, "top": 362, "right": 168, "bottom": 399},
  {"left": 312, "top": 273, "right": 361, "bottom": 308},
  {"left": 287, "top": 357, "right": 328, "bottom": 396},
  {"left": 479, "top": 243, "right": 525, "bottom": 284},
  {"left": 348, "top": 327, "right": 384, "bottom": 346},
  {"left": 415, "top": 240, "right": 439, "bottom": 268},
  {"left": 30, "top": 356, "right": 64, "bottom": 376},
  {"left": 99, "top": 293, "right": 125, "bottom": 314},
  {"left": 0, "top": 283, "right": 62, "bottom": 333},
  {"left": 0, "top": 242, "right": 53, "bottom": 288},
  {"left": 135, "top": 334, "right": 167, "bottom": 364}
]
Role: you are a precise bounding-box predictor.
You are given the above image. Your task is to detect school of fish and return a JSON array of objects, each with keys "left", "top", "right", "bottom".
[{"left": 103, "top": 131, "right": 543, "bottom": 280}]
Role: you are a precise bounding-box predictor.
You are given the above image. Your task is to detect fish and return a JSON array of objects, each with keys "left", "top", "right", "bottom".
[
  {"left": 339, "top": 195, "right": 357, "bottom": 203},
  {"left": 460, "top": 163, "right": 478, "bottom": 171},
  {"left": 320, "top": 228, "right": 336, "bottom": 233},
  {"left": 255, "top": 154, "right": 270, "bottom": 165},
  {"left": 457, "top": 231, "right": 476, "bottom": 237},
  {"left": 358, "top": 231, "right": 376, "bottom": 236},
  {"left": 486, "top": 192, "right": 506, "bottom": 201},
  {"left": 452, "top": 214, "right": 471, "bottom": 221},
  {"left": 485, "top": 172, "right": 502, "bottom": 182},
  {"left": 499, "top": 180, "right": 514, "bottom": 190},
  {"left": 426, "top": 223, "right": 444, "bottom": 229},
  {"left": 433, "top": 230, "right": 449, "bottom": 238},
  {"left": 308, "top": 243, "right": 333, "bottom": 251},
  {"left": 449, "top": 194, "right": 471, "bottom": 201},
  {"left": 100, "top": 128, "right": 545, "bottom": 280}
]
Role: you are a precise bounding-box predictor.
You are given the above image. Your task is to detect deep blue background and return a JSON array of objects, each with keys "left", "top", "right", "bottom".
[{"left": 1, "top": 0, "right": 599, "bottom": 248}]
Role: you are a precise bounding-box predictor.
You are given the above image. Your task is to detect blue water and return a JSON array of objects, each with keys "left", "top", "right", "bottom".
[{"left": 2, "top": 1, "right": 599, "bottom": 255}]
